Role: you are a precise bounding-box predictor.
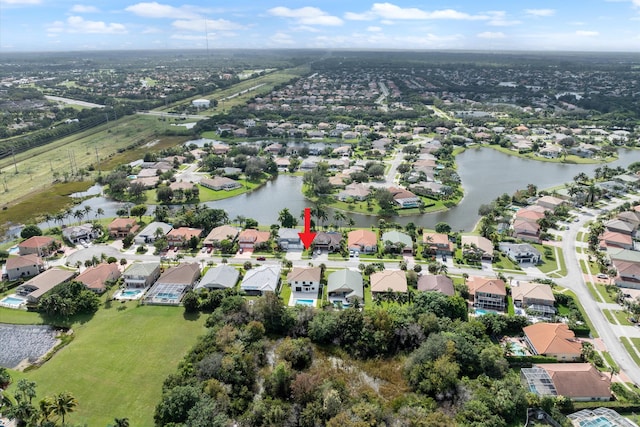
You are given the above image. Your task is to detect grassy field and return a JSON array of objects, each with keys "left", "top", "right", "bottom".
[
  {"left": 596, "top": 283, "right": 620, "bottom": 304},
  {"left": 621, "top": 337, "right": 640, "bottom": 366},
  {"left": 157, "top": 66, "right": 310, "bottom": 113},
  {"left": 6, "top": 303, "right": 206, "bottom": 426},
  {"left": 534, "top": 244, "right": 566, "bottom": 276}
]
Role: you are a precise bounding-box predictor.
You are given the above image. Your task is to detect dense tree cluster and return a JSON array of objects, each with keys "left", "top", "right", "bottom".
[
  {"left": 38, "top": 280, "right": 100, "bottom": 319},
  {"left": 155, "top": 288, "right": 532, "bottom": 426}
]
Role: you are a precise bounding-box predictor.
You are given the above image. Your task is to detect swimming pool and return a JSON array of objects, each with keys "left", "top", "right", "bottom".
[
  {"left": 510, "top": 342, "right": 528, "bottom": 356},
  {"left": 475, "top": 308, "right": 499, "bottom": 316},
  {"left": 295, "top": 299, "right": 315, "bottom": 306},
  {"left": 8, "top": 246, "right": 19, "bottom": 255},
  {"left": 157, "top": 292, "right": 179, "bottom": 299},
  {"left": 114, "top": 288, "right": 145, "bottom": 300},
  {"left": 0, "top": 295, "right": 26, "bottom": 308},
  {"left": 580, "top": 416, "right": 614, "bottom": 427}
]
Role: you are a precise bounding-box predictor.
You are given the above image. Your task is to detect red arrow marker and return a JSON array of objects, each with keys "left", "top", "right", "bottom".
[{"left": 298, "top": 207, "right": 317, "bottom": 250}]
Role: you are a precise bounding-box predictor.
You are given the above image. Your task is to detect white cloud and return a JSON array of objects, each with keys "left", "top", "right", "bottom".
[
  {"left": 70, "top": 4, "right": 99, "bottom": 13},
  {"left": 486, "top": 11, "right": 521, "bottom": 26},
  {"left": 367, "top": 26, "right": 382, "bottom": 32},
  {"left": 525, "top": 9, "right": 556, "bottom": 17},
  {"left": 477, "top": 31, "right": 505, "bottom": 39},
  {"left": 47, "top": 16, "right": 127, "bottom": 34},
  {"left": 125, "top": 2, "right": 202, "bottom": 20},
  {"left": 270, "top": 32, "right": 295, "bottom": 45},
  {"left": 0, "top": 0, "right": 41, "bottom": 4},
  {"left": 345, "top": 3, "right": 489, "bottom": 21},
  {"left": 576, "top": 30, "right": 599, "bottom": 36},
  {"left": 172, "top": 18, "right": 244, "bottom": 33},
  {"left": 268, "top": 6, "right": 343, "bottom": 26}
]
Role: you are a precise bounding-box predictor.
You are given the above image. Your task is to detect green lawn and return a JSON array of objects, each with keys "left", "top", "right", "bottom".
[
  {"left": 613, "top": 310, "right": 634, "bottom": 326},
  {"left": 279, "top": 282, "right": 292, "bottom": 305},
  {"left": 6, "top": 303, "right": 206, "bottom": 426},
  {"left": 586, "top": 282, "right": 604, "bottom": 303},
  {"left": 603, "top": 309, "right": 617, "bottom": 324},
  {"left": 533, "top": 244, "right": 566, "bottom": 276},
  {"left": 364, "top": 286, "right": 373, "bottom": 308},
  {"left": 0, "top": 307, "right": 45, "bottom": 324},
  {"left": 596, "top": 283, "right": 619, "bottom": 304},
  {"left": 601, "top": 351, "right": 619, "bottom": 370},
  {"left": 556, "top": 288, "right": 599, "bottom": 338},
  {"left": 621, "top": 337, "right": 640, "bottom": 367}
]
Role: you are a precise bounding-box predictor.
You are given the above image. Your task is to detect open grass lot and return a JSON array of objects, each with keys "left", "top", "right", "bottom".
[
  {"left": 157, "top": 65, "right": 310, "bottom": 113},
  {"left": 7, "top": 303, "right": 206, "bottom": 426}
]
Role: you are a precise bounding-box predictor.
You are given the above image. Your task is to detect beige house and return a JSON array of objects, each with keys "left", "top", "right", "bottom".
[
  {"left": 348, "top": 229, "right": 378, "bottom": 254},
  {"left": 523, "top": 323, "right": 582, "bottom": 361},
  {"left": 370, "top": 270, "right": 407, "bottom": 295},
  {"left": 522, "top": 364, "right": 611, "bottom": 401},
  {"left": 423, "top": 232, "right": 454, "bottom": 255},
  {"left": 467, "top": 276, "right": 506, "bottom": 311},
  {"left": 511, "top": 281, "right": 555, "bottom": 315},
  {"left": 461, "top": 235, "right": 494, "bottom": 261},
  {"left": 203, "top": 225, "right": 239, "bottom": 247},
  {"left": 76, "top": 263, "right": 121, "bottom": 294},
  {"left": 18, "top": 236, "right": 56, "bottom": 257},
  {"left": 16, "top": 268, "right": 76, "bottom": 303},
  {"left": 287, "top": 266, "right": 321, "bottom": 294},
  {"left": 5, "top": 254, "right": 44, "bottom": 281},
  {"left": 166, "top": 227, "right": 203, "bottom": 247}
]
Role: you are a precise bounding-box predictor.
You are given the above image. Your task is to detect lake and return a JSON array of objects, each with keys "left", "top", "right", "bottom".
[{"left": 32, "top": 147, "right": 640, "bottom": 235}]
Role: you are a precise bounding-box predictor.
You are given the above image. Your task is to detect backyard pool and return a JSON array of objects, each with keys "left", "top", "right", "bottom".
[
  {"left": 295, "top": 299, "right": 315, "bottom": 307},
  {"left": 0, "top": 294, "right": 26, "bottom": 309},
  {"left": 510, "top": 342, "right": 529, "bottom": 356},
  {"left": 114, "top": 288, "right": 145, "bottom": 300},
  {"left": 475, "top": 308, "right": 499, "bottom": 316}
]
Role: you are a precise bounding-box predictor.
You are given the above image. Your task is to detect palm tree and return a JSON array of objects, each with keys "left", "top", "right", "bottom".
[
  {"left": 83, "top": 205, "right": 92, "bottom": 219},
  {"left": 54, "top": 212, "right": 65, "bottom": 226},
  {"left": 52, "top": 391, "right": 78, "bottom": 425},
  {"left": 609, "top": 365, "right": 620, "bottom": 380},
  {"left": 95, "top": 208, "right": 104, "bottom": 221},
  {"left": 38, "top": 397, "right": 55, "bottom": 424},
  {"left": 73, "top": 209, "right": 84, "bottom": 225},
  {"left": 114, "top": 418, "right": 130, "bottom": 427},
  {"left": 43, "top": 213, "right": 54, "bottom": 229}
]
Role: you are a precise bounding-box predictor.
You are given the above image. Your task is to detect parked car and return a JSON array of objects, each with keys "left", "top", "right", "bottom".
[
  {"left": 256, "top": 256, "right": 266, "bottom": 261},
  {"left": 239, "top": 248, "right": 243, "bottom": 254},
  {"left": 597, "top": 273, "right": 608, "bottom": 279},
  {"left": 207, "top": 247, "right": 213, "bottom": 254}
]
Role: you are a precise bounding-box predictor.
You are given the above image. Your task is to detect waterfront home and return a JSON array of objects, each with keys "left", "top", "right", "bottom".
[
  {"left": 512, "top": 218, "right": 541, "bottom": 242},
  {"left": 123, "top": 262, "right": 161, "bottom": 289},
  {"left": 521, "top": 364, "right": 610, "bottom": 401},
  {"left": 5, "top": 254, "right": 44, "bottom": 281},
  {"left": 523, "top": 323, "right": 582, "bottom": 361},
  {"left": 417, "top": 274, "right": 454, "bottom": 296},
  {"left": 381, "top": 230, "right": 414, "bottom": 254},
  {"left": 388, "top": 187, "right": 420, "bottom": 208},
  {"left": 241, "top": 265, "right": 281, "bottom": 296},
  {"left": 108, "top": 218, "right": 140, "bottom": 238},
  {"left": 337, "top": 183, "right": 371, "bottom": 201},
  {"left": 16, "top": 268, "right": 76, "bottom": 303},
  {"left": 134, "top": 222, "right": 173, "bottom": 245},
  {"left": 327, "top": 269, "right": 363, "bottom": 304},
  {"left": 461, "top": 235, "right": 494, "bottom": 261},
  {"left": 76, "top": 263, "right": 121, "bottom": 294},
  {"left": 347, "top": 229, "right": 378, "bottom": 254},
  {"left": 370, "top": 270, "right": 407, "bottom": 296},
  {"left": 278, "top": 228, "right": 303, "bottom": 251},
  {"left": 200, "top": 176, "right": 242, "bottom": 191},
  {"left": 18, "top": 236, "right": 56, "bottom": 257},
  {"left": 536, "top": 195, "right": 567, "bottom": 211},
  {"left": 422, "top": 232, "right": 454, "bottom": 256},
  {"left": 203, "top": 225, "right": 239, "bottom": 248},
  {"left": 511, "top": 282, "right": 555, "bottom": 316},
  {"left": 62, "top": 223, "right": 99, "bottom": 245},
  {"left": 287, "top": 266, "right": 321, "bottom": 293},
  {"left": 167, "top": 227, "right": 203, "bottom": 247},
  {"left": 195, "top": 265, "right": 239, "bottom": 291},
  {"left": 313, "top": 232, "right": 344, "bottom": 253},
  {"left": 467, "top": 276, "right": 506, "bottom": 311},
  {"left": 238, "top": 229, "right": 271, "bottom": 250}
]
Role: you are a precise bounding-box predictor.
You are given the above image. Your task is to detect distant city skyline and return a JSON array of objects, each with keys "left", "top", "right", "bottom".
[{"left": 1, "top": 0, "right": 640, "bottom": 52}]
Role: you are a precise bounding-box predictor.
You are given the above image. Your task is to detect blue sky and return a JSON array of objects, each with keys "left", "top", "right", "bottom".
[{"left": 1, "top": 0, "right": 640, "bottom": 52}]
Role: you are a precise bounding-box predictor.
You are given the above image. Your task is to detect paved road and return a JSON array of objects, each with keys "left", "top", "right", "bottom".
[
  {"left": 557, "top": 197, "right": 640, "bottom": 385},
  {"left": 136, "top": 111, "right": 209, "bottom": 120},
  {"left": 45, "top": 95, "right": 104, "bottom": 109}
]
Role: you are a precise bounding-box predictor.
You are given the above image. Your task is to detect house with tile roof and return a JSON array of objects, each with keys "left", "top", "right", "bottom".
[
  {"left": 278, "top": 228, "right": 303, "bottom": 251},
  {"left": 76, "top": 263, "right": 121, "bottom": 294},
  {"left": 536, "top": 195, "right": 568, "bottom": 210},
  {"left": 370, "top": 270, "right": 407, "bottom": 296},
  {"left": 417, "top": 274, "right": 454, "bottom": 296},
  {"left": 523, "top": 323, "right": 582, "bottom": 361},
  {"left": 108, "top": 218, "right": 140, "bottom": 238},
  {"left": 423, "top": 232, "right": 454, "bottom": 256},
  {"left": 313, "top": 232, "right": 343, "bottom": 253},
  {"left": 123, "top": 262, "right": 161, "bottom": 289},
  {"left": 388, "top": 187, "right": 420, "bottom": 208},
  {"left": 196, "top": 265, "right": 240, "bottom": 291},
  {"left": 521, "top": 364, "right": 610, "bottom": 401},
  {"left": 287, "top": 266, "right": 321, "bottom": 294},
  {"left": 327, "top": 269, "right": 363, "bottom": 304},
  {"left": 511, "top": 281, "right": 555, "bottom": 315},
  {"left": 167, "top": 227, "right": 203, "bottom": 247},
  {"left": 200, "top": 176, "right": 242, "bottom": 191},
  {"left": 614, "top": 260, "right": 640, "bottom": 289},
  {"left": 512, "top": 219, "right": 541, "bottom": 242},
  {"left": 381, "top": 230, "right": 413, "bottom": 254},
  {"left": 599, "top": 230, "right": 633, "bottom": 250},
  {"left": 238, "top": 229, "right": 271, "bottom": 250},
  {"left": 16, "top": 268, "right": 76, "bottom": 303},
  {"left": 461, "top": 235, "right": 494, "bottom": 261},
  {"left": 604, "top": 219, "right": 636, "bottom": 235},
  {"left": 348, "top": 229, "right": 378, "bottom": 254},
  {"left": 241, "top": 265, "right": 282, "bottom": 296},
  {"left": 467, "top": 276, "right": 506, "bottom": 311},
  {"left": 18, "top": 236, "right": 57, "bottom": 257},
  {"left": 203, "top": 225, "right": 239, "bottom": 247},
  {"left": 5, "top": 254, "right": 44, "bottom": 281}
]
